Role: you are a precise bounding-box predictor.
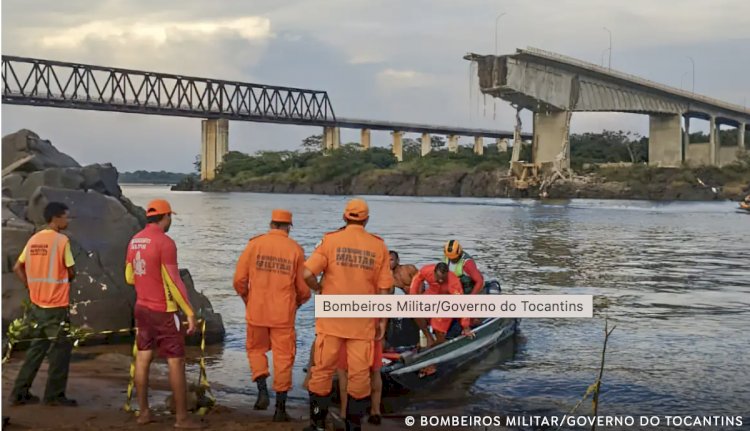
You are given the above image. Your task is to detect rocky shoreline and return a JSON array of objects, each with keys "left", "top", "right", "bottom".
[
  {"left": 2, "top": 130, "right": 225, "bottom": 344},
  {"left": 173, "top": 168, "right": 749, "bottom": 202}
]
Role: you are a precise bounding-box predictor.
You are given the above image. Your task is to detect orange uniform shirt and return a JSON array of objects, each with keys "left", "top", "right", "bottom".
[
  {"left": 305, "top": 225, "right": 393, "bottom": 340},
  {"left": 409, "top": 264, "right": 470, "bottom": 329},
  {"left": 233, "top": 229, "right": 311, "bottom": 328},
  {"left": 409, "top": 264, "right": 463, "bottom": 296},
  {"left": 18, "top": 229, "right": 76, "bottom": 308}
]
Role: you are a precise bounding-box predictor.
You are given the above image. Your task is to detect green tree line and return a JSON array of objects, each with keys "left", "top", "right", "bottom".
[{"left": 205, "top": 129, "right": 748, "bottom": 186}]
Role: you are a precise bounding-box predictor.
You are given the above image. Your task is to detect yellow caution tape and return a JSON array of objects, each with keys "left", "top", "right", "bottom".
[
  {"left": 122, "top": 318, "right": 215, "bottom": 416},
  {"left": 123, "top": 337, "right": 138, "bottom": 413},
  {"left": 195, "top": 319, "right": 216, "bottom": 415},
  {"left": 2, "top": 310, "right": 216, "bottom": 416}
]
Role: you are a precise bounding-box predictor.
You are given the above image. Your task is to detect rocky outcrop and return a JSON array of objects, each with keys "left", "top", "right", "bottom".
[
  {"left": 2, "top": 129, "right": 80, "bottom": 172},
  {"left": 2, "top": 130, "right": 224, "bottom": 344}
]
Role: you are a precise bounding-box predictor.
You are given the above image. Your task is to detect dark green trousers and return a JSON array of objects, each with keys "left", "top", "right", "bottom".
[{"left": 10, "top": 305, "right": 72, "bottom": 402}]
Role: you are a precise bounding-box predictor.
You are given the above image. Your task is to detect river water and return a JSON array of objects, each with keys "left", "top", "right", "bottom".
[{"left": 121, "top": 185, "right": 750, "bottom": 424}]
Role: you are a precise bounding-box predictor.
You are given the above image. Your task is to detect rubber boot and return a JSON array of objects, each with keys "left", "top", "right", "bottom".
[
  {"left": 345, "top": 395, "right": 370, "bottom": 431},
  {"left": 273, "top": 392, "right": 291, "bottom": 422},
  {"left": 253, "top": 376, "right": 270, "bottom": 410},
  {"left": 303, "top": 392, "right": 330, "bottom": 431}
]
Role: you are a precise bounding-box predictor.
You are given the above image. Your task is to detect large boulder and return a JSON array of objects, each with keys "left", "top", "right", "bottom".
[
  {"left": 2, "top": 173, "right": 25, "bottom": 198},
  {"left": 81, "top": 163, "right": 122, "bottom": 198},
  {"left": 1, "top": 130, "right": 225, "bottom": 344},
  {"left": 181, "top": 269, "right": 225, "bottom": 345},
  {"left": 2, "top": 129, "right": 80, "bottom": 172},
  {"left": 2, "top": 273, "right": 28, "bottom": 328},
  {"left": 17, "top": 168, "right": 85, "bottom": 200}
]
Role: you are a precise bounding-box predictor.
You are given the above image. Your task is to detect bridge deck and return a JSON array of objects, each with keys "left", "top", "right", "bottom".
[{"left": 2, "top": 55, "right": 522, "bottom": 139}]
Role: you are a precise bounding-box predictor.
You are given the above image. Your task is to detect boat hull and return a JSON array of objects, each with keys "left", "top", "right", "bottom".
[{"left": 382, "top": 317, "right": 519, "bottom": 392}]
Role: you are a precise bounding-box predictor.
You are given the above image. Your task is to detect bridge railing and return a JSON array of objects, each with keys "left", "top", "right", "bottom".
[{"left": 1, "top": 56, "right": 336, "bottom": 124}]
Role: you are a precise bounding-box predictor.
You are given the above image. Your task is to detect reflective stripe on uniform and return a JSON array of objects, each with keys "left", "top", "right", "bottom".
[{"left": 27, "top": 233, "right": 69, "bottom": 284}]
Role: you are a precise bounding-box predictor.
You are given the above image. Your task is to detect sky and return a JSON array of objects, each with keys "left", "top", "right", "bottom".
[{"left": 2, "top": 0, "right": 749, "bottom": 172}]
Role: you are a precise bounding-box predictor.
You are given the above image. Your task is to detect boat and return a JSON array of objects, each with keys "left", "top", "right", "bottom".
[
  {"left": 381, "top": 316, "right": 519, "bottom": 393},
  {"left": 740, "top": 200, "right": 750, "bottom": 212},
  {"left": 378, "top": 279, "right": 520, "bottom": 393}
]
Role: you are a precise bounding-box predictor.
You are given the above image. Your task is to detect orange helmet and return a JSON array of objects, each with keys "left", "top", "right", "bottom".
[{"left": 444, "top": 240, "right": 463, "bottom": 260}]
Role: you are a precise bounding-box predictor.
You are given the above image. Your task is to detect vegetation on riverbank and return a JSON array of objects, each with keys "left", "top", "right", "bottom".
[
  {"left": 173, "top": 130, "right": 750, "bottom": 200},
  {"left": 120, "top": 170, "right": 194, "bottom": 184}
]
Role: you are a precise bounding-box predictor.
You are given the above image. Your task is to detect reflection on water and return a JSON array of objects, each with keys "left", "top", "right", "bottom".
[{"left": 121, "top": 186, "right": 750, "bottom": 417}]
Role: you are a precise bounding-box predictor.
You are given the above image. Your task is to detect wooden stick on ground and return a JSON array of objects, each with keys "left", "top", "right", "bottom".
[{"left": 591, "top": 319, "right": 616, "bottom": 431}]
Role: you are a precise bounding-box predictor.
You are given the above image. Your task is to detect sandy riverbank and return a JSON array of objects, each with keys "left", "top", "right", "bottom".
[
  {"left": 1, "top": 348, "right": 432, "bottom": 431},
  {"left": 1, "top": 349, "right": 298, "bottom": 430}
]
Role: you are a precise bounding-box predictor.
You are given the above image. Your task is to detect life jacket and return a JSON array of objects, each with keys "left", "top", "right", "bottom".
[
  {"left": 443, "top": 252, "right": 475, "bottom": 294},
  {"left": 25, "top": 230, "right": 71, "bottom": 308}
]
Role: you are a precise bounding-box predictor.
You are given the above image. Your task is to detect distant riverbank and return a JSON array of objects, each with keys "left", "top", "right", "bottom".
[
  {"left": 173, "top": 151, "right": 750, "bottom": 201},
  {"left": 119, "top": 170, "right": 194, "bottom": 185}
]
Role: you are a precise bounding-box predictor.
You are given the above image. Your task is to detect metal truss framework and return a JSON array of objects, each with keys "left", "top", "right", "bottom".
[{"left": 2, "top": 56, "right": 336, "bottom": 125}]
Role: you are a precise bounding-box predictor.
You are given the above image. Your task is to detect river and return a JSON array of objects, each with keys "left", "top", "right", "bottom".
[{"left": 121, "top": 185, "right": 750, "bottom": 423}]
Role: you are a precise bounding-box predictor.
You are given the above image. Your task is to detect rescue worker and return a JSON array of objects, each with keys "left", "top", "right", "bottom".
[
  {"left": 303, "top": 198, "right": 393, "bottom": 431},
  {"left": 125, "top": 199, "right": 202, "bottom": 429},
  {"left": 409, "top": 262, "right": 474, "bottom": 346},
  {"left": 443, "top": 240, "right": 485, "bottom": 295},
  {"left": 389, "top": 251, "right": 418, "bottom": 293},
  {"left": 10, "top": 202, "right": 77, "bottom": 407},
  {"left": 337, "top": 321, "right": 383, "bottom": 425},
  {"left": 233, "top": 209, "right": 311, "bottom": 421}
]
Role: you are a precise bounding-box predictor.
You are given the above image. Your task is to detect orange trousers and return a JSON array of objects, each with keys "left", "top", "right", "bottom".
[
  {"left": 246, "top": 324, "right": 296, "bottom": 393},
  {"left": 308, "top": 334, "right": 373, "bottom": 399}
]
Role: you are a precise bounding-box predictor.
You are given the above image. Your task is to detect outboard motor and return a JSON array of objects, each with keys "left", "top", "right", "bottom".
[{"left": 485, "top": 280, "right": 502, "bottom": 295}]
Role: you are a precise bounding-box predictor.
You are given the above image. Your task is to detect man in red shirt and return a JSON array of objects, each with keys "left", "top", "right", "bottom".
[
  {"left": 409, "top": 262, "right": 474, "bottom": 346},
  {"left": 125, "top": 199, "right": 201, "bottom": 429}
]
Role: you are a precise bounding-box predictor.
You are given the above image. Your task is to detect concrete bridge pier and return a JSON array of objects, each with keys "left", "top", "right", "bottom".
[
  {"left": 648, "top": 114, "right": 682, "bottom": 167},
  {"left": 473, "top": 137, "right": 484, "bottom": 155},
  {"left": 447, "top": 135, "right": 459, "bottom": 153},
  {"left": 718, "top": 121, "right": 747, "bottom": 166},
  {"left": 709, "top": 116, "right": 718, "bottom": 165},
  {"left": 532, "top": 111, "right": 571, "bottom": 169},
  {"left": 421, "top": 133, "right": 431, "bottom": 156},
  {"left": 324, "top": 126, "right": 340, "bottom": 150},
  {"left": 682, "top": 116, "right": 690, "bottom": 162},
  {"left": 200, "top": 118, "right": 229, "bottom": 181},
  {"left": 361, "top": 128, "right": 371, "bottom": 150},
  {"left": 497, "top": 138, "right": 508, "bottom": 153},
  {"left": 392, "top": 131, "right": 404, "bottom": 162}
]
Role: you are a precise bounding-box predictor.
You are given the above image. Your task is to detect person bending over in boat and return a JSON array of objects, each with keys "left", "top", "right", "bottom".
[
  {"left": 390, "top": 251, "right": 418, "bottom": 293},
  {"left": 443, "top": 240, "right": 485, "bottom": 295},
  {"left": 409, "top": 263, "right": 475, "bottom": 347}
]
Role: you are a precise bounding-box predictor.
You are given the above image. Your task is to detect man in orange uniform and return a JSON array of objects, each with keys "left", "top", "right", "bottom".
[
  {"left": 125, "top": 199, "right": 202, "bottom": 429},
  {"left": 233, "top": 209, "right": 311, "bottom": 422},
  {"left": 10, "top": 202, "right": 78, "bottom": 407},
  {"left": 303, "top": 198, "right": 393, "bottom": 431},
  {"left": 409, "top": 262, "right": 474, "bottom": 346},
  {"left": 336, "top": 318, "right": 384, "bottom": 425}
]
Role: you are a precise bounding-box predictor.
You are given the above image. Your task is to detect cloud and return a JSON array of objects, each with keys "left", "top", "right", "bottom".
[
  {"left": 1, "top": 0, "right": 748, "bottom": 172},
  {"left": 377, "top": 69, "right": 436, "bottom": 89},
  {"left": 40, "top": 17, "right": 273, "bottom": 49}
]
